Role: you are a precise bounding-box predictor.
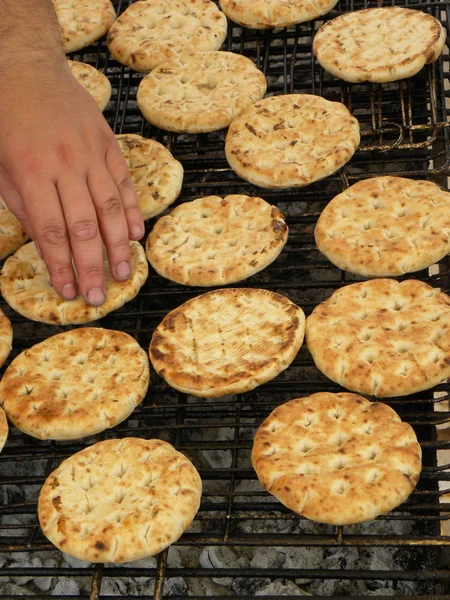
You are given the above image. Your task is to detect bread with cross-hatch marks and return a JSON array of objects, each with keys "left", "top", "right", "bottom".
[
  {"left": 38, "top": 438, "right": 202, "bottom": 562},
  {"left": 306, "top": 279, "right": 450, "bottom": 397},
  {"left": 252, "top": 392, "right": 421, "bottom": 524}
]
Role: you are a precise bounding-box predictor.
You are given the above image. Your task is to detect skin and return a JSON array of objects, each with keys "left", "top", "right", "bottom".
[{"left": 0, "top": 0, "right": 145, "bottom": 306}]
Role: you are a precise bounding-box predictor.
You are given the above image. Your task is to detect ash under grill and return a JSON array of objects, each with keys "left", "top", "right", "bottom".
[{"left": 1, "top": 0, "right": 450, "bottom": 598}]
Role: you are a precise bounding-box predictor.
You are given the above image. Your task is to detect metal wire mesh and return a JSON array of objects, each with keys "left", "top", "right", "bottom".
[{"left": 1, "top": 0, "right": 450, "bottom": 597}]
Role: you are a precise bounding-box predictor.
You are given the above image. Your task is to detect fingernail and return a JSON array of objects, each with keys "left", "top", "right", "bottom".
[
  {"left": 35, "top": 241, "right": 43, "bottom": 258},
  {"left": 115, "top": 261, "right": 131, "bottom": 281},
  {"left": 131, "top": 225, "right": 144, "bottom": 239},
  {"left": 87, "top": 288, "right": 106, "bottom": 306},
  {"left": 61, "top": 283, "right": 77, "bottom": 300}
]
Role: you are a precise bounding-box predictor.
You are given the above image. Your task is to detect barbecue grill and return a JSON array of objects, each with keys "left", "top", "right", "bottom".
[{"left": 1, "top": 0, "right": 450, "bottom": 597}]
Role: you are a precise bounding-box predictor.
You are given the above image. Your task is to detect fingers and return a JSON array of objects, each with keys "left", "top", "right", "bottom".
[
  {"left": 87, "top": 166, "right": 132, "bottom": 282},
  {"left": 56, "top": 177, "right": 106, "bottom": 306},
  {"left": 106, "top": 142, "right": 145, "bottom": 240}
]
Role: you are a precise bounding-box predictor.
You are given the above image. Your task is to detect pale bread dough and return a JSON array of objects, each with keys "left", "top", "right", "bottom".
[
  {"left": 146, "top": 195, "right": 288, "bottom": 286},
  {"left": 315, "top": 177, "right": 450, "bottom": 277},
  {"left": 313, "top": 7, "right": 446, "bottom": 83},
  {"left": 220, "top": 0, "right": 338, "bottom": 28},
  {"left": 137, "top": 52, "right": 267, "bottom": 133},
  {"left": 0, "top": 196, "right": 28, "bottom": 260},
  {"left": 150, "top": 288, "right": 305, "bottom": 397},
  {"left": 116, "top": 134, "right": 183, "bottom": 220},
  {"left": 225, "top": 94, "right": 360, "bottom": 188},
  {"left": 68, "top": 60, "right": 112, "bottom": 111},
  {"left": 252, "top": 392, "right": 422, "bottom": 524},
  {"left": 0, "top": 241, "right": 148, "bottom": 325},
  {"left": 38, "top": 438, "right": 202, "bottom": 562},
  {"left": 54, "top": 0, "right": 116, "bottom": 53},
  {"left": 306, "top": 279, "right": 450, "bottom": 397},
  {"left": 107, "top": 0, "right": 227, "bottom": 73},
  {"left": 0, "top": 328, "right": 150, "bottom": 441}
]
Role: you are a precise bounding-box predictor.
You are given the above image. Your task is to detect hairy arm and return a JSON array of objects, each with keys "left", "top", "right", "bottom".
[{"left": 0, "top": 0, "right": 144, "bottom": 305}]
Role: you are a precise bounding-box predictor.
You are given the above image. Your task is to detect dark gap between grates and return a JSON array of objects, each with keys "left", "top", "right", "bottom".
[{"left": 1, "top": 0, "right": 450, "bottom": 598}]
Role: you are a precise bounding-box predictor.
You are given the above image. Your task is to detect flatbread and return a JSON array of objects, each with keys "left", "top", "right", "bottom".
[
  {"left": 106, "top": 0, "right": 227, "bottom": 73},
  {"left": 220, "top": 0, "right": 338, "bottom": 28},
  {"left": 0, "top": 407, "right": 8, "bottom": 453},
  {"left": 225, "top": 94, "right": 360, "bottom": 189},
  {"left": 313, "top": 7, "right": 446, "bottom": 83},
  {"left": 0, "top": 196, "right": 28, "bottom": 260},
  {"left": 38, "top": 438, "right": 202, "bottom": 563},
  {"left": 0, "top": 328, "right": 149, "bottom": 441},
  {"left": 315, "top": 177, "right": 450, "bottom": 277},
  {"left": 54, "top": 0, "right": 116, "bottom": 54},
  {"left": 146, "top": 195, "right": 288, "bottom": 286},
  {"left": 137, "top": 52, "right": 267, "bottom": 133},
  {"left": 116, "top": 134, "right": 183, "bottom": 221},
  {"left": 68, "top": 60, "right": 112, "bottom": 112},
  {"left": 0, "top": 241, "right": 148, "bottom": 325},
  {"left": 306, "top": 279, "right": 450, "bottom": 398},
  {"left": 150, "top": 288, "right": 305, "bottom": 397},
  {"left": 0, "top": 308, "right": 13, "bottom": 371},
  {"left": 252, "top": 392, "right": 421, "bottom": 525}
]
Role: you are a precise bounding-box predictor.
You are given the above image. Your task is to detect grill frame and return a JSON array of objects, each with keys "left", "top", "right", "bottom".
[{"left": 1, "top": 0, "right": 450, "bottom": 597}]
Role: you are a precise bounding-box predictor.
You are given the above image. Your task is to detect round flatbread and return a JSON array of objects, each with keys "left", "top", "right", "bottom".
[
  {"left": 107, "top": 0, "right": 227, "bottom": 73},
  {"left": 54, "top": 0, "right": 116, "bottom": 54},
  {"left": 0, "top": 196, "right": 28, "bottom": 260},
  {"left": 146, "top": 195, "right": 288, "bottom": 286},
  {"left": 116, "top": 134, "right": 183, "bottom": 221},
  {"left": 306, "top": 279, "right": 450, "bottom": 398},
  {"left": 0, "top": 308, "right": 13, "bottom": 371},
  {"left": 0, "top": 241, "right": 148, "bottom": 325},
  {"left": 315, "top": 177, "right": 450, "bottom": 277},
  {"left": 150, "top": 288, "right": 305, "bottom": 397},
  {"left": 313, "top": 7, "right": 446, "bottom": 83},
  {"left": 68, "top": 60, "right": 112, "bottom": 112},
  {"left": 0, "top": 407, "right": 8, "bottom": 453},
  {"left": 225, "top": 94, "right": 360, "bottom": 189},
  {"left": 0, "top": 328, "right": 149, "bottom": 441},
  {"left": 137, "top": 52, "right": 267, "bottom": 133},
  {"left": 38, "top": 438, "right": 202, "bottom": 563},
  {"left": 220, "top": 0, "right": 338, "bottom": 28},
  {"left": 252, "top": 392, "right": 422, "bottom": 525}
]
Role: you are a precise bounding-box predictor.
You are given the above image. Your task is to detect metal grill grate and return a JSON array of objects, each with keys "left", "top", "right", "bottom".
[{"left": 1, "top": 0, "right": 450, "bottom": 597}]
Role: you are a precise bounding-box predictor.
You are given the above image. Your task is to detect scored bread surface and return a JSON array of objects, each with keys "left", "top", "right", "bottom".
[
  {"left": 0, "top": 241, "right": 148, "bottom": 325},
  {"left": 137, "top": 52, "right": 267, "bottom": 133},
  {"left": 116, "top": 134, "right": 183, "bottom": 220},
  {"left": 252, "top": 392, "right": 421, "bottom": 524},
  {"left": 54, "top": 0, "right": 116, "bottom": 53},
  {"left": 107, "top": 0, "right": 227, "bottom": 73},
  {"left": 220, "top": 0, "right": 338, "bottom": 28},
  {"left": 0, "top": 407, "right": 8, "bottom": 453},
  {"left": 225, "top": 94, "right": 360, "bottom": 189},
  {"left": 68, "top": 60, "right": 112, "bottom": 111},
  {"left": 313, "top": 7, "right": 446, "bottom": 83},
  {"left": 0, "top": 328, "right": 150, "bottom": 441},
  {"left": 0, "top": 196, "right": 28, "bottom": 260},
  {"left": 38, "top": 438, "right": 202, "bottom": 562},
  {"left": 315, "top": 177, "right": 450, "bottom": 277},
  {"left": 150, "top": 288, "right": 305, "bottom": 397},
  {"left": 146, "top": 195, "right": 288, "bottom": 286},
  {"left": 306, "top": 279, "right": 450, "bottom": 397}
]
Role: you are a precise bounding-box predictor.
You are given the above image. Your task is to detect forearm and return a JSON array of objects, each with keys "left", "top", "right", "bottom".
[{"left": 0, "top": 0, "right": 66, "bottom": 76}]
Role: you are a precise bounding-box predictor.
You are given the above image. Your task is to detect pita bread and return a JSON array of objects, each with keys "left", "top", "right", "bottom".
[
  {"left": 146, "top": 194, "right": 288, "bottom": 286},
  {"left": 0, "top": 241, "right": 148, "bottom": 325},
  {"left": 0, "top": 196, "right": 28, "bottom": 260},
  {"left": 150, "top": 288, "right": 305, "bottom": 397},
  {"left": 225, "top": 94, "right": 360, "bottom": 188},
  {"left": 38, "top": 438, "right": 202, "bottom": 562},
  {"left": 68, "top": 60, "right": 112, "bottom": 112},
  {"left": 137, "top": 52, "right": 267, "bottom": 133},
  {"left": 313, "top": 7, "right": 446, "bottom": 83},
  {"left": 54, "top": 0, "right": 116, "bottom": 53},
  {"left": 0, "top": 307, "right": 13, "bottom": 371},
  {"left": 107, "top": 0, "right": 227, "bottom": 73},
  {"left": 0, "top": 328, "right": 150, "bottom": 441},
  {"left": 0, "top": 407, "right": 8, "bottom": 453},
  {"left": 252, "top": 392, "right": 421, "bottom": 524},
  {"left": 306, "top": 279, "right": 450, "bottom": 397}
]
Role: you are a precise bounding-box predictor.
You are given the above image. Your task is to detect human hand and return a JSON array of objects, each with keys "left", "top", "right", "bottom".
[{"left": 0, "top": 61, "right": 145, "bottom": 306}]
